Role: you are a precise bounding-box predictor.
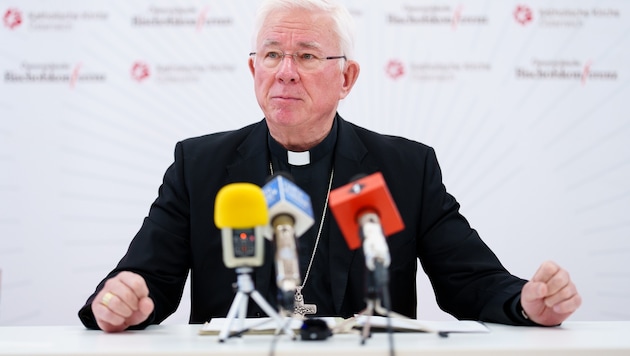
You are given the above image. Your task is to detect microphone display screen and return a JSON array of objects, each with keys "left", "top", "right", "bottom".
[{"left": 232, "top": 228, "right": 257, "bottom": 257}]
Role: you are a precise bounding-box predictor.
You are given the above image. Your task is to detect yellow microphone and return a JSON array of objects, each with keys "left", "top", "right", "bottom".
[{"left": 214, "top": 183, "right": 269, "bottom": 268}]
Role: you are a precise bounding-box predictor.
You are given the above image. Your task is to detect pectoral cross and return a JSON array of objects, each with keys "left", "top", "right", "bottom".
[{"left": 293, "top": 286, "right": 317, "bottom": 318}]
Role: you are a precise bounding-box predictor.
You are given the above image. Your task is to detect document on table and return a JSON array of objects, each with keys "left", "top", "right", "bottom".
[
  {"left": 199, "top": 317, "right": 307, "bottom": 335},
  {"left": 354, "top": 315, "right": 490, "bottom": 333},
  {"left": 199, "top": 316, "right": 489, "bottom": 335}
]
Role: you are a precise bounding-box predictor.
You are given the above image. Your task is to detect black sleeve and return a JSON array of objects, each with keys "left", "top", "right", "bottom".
[
  {"left": 77, "top": 142, "right": 191, "bottom": 329},
  {"left": 417, "top": 147, "right": 534, "bottom": 325}
]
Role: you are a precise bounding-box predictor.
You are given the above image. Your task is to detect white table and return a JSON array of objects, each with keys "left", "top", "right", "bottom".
[{"left": 1, "top": 321, "right": 629, "bottom": 355}]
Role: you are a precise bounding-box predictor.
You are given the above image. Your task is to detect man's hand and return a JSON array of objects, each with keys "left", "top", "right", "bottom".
[
  {"left": 91, "top": 271, "right": 154, "bottom": 332},
  {"left": 521, "top": 261, "right": 581, "bottom": 326}
]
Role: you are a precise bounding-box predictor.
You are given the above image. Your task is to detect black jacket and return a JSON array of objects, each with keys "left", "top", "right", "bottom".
[{"left": 79, "top": 115, "right": 530, "bottom": 329}]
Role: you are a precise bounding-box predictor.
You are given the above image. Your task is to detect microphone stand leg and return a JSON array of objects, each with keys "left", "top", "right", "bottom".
[
  {"left": 218, "top": 291, "right": 247, "bottom": 342},
  {"left": 236, "top": 290, "right": 248, "bottom": 333},
  {"left": 218, "top": 268, "right": 294, "bottom": 342},
  {"left": 250, "top": 290, "right": 295, "bottom": 339},
  {"left": 360, "top": 299, "right": 375, "bottom": 345}
]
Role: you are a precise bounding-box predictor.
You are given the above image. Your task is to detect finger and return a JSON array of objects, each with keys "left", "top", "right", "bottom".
[
  {"left": 125, "top": 297, "right": 155, "bottom": 327},
  {"left": 117, "top": 271, "right": 150, "bottom": 299},
  {"left": 544, "top": 268, "right": 571, "bottom": 297},
  {"left": 531, "top": 261, "right": 560, "bottom": 283},
  {"left": 92, "top": 298, "right": 129, "bottom": 329},
  {"left": 521, "top": 280, "right": 547, "bottom": 304},
  {"left": 551, "top": 291, "right": 582, "bottom": 315},
  {"left": 96, "top": 316, "right": 127, "bottom": 333},
  {"left": 103, "top": 290, "right": 135, "bottom": 317},
  {"left": 544, "top": 282, "right": 580, "bottom": 309},
  {"left": 101, "top": 278, "right": 140, "bottom": 314}
]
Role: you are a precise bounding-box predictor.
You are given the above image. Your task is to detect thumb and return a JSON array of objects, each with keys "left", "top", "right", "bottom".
[{"left": 522, "top": 281, "right": 547, "bottom": 303}]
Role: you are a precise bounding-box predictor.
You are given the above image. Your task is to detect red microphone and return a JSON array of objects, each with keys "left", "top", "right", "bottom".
[
  {"left": 329, "top": 172, "right": 404, "bottom": 251},
  {"left": 330, "top": 173, "right": 403, "bottom": 345}
]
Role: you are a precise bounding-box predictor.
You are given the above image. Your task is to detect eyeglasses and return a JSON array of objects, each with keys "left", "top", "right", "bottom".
[{"left": 249, "top": 50, "right": 346, "bottom": 71}]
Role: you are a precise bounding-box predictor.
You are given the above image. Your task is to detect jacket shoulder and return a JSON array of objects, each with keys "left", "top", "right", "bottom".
[
  {"left": 177, "top": 121, "right": 263, "bottom": 154},
  {"left": 346, "top": 121, "right": 434, "bottom": 157}
]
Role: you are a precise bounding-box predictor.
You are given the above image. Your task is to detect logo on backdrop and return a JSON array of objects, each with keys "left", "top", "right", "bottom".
[
  {"left": 513, "top": 5, "right": 620, "bottom": 28},
  {"left": 387, "top": 4, "right": 488, "bottom": 29},
  {"left": 2, "top": 8, "right": 108, "bottom": 31},
  {"left": 131, "top": 6, "right": 232, "bottom": 31},
  {"left": 131, "top": 62, "right": 151, "bottom": 82},
  {"left": 385, "top": 60, "right": 405, "bottom": 80},
  {"left": 385, "top": 59, "right": 492, "bottom": 83},
  {"left": 515, "top": 59, "right": 617, "bottom": 85},
  {"left": 3, "top": 8, "right": 22, "bottom": 29},
  {"left": 129, "top": 61, "right": 236, "bottom": 84},
  {"left": 514, "top": 5, "right": 533, "bottom": 25},
  {"left": 4, "top": 62, "right": 106, "bottom": 87}
]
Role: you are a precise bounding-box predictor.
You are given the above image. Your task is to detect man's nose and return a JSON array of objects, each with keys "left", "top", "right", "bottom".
[{"left": 276, "top": 54, "right": 300, "bottom": 82}]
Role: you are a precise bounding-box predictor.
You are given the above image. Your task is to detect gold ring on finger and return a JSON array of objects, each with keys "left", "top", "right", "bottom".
[{"left": 101, "top": 292, "right": 115, "bottom": 307}]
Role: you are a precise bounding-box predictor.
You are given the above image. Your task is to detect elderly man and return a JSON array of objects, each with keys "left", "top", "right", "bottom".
[{"left": 79, "top": 0, "right": 580, "bottom": 332}]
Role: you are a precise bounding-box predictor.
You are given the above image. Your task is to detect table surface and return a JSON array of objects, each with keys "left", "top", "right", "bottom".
[{"left": 1, "top": 321, "right": 629, "bottom": 356}]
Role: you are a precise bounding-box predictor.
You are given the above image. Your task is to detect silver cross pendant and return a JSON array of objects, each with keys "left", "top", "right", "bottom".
[{"left": 293, "top": 286, "right": 317, "bottom": 318}]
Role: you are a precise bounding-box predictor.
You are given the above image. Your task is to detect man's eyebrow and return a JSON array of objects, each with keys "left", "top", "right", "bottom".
[
  {"left": 296, "top": 41, "right": 322, "bottom": 50},
  {"left": 260, "top": 39, "right": 323, "bottom": 51},
  {"left": 261, "top": 39, "right": 281, "bottom": 47}
]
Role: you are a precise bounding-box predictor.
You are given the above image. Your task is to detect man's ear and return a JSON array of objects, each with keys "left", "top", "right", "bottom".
[
  {"left": 248, "top": 57, "right": 256, "bottom": 77},
  {"left": 339, "top": 60, "right": 360, "bottom": 100}
]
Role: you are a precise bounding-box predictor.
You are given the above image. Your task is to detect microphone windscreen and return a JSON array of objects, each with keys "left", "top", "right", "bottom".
[
  {"left": 329, "top": 172, "right": 404, "bottom": 250},
  {"left": 214, "top": 183, "right": 269, "bottom": 228}
]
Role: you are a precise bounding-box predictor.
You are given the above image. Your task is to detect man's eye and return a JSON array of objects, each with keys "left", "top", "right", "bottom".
[
  {"left": 300, "top": 53, "right": 316, "bottom": 60},
  {"left": 266, "top": 52, "right": 281, "bottom": 59}
]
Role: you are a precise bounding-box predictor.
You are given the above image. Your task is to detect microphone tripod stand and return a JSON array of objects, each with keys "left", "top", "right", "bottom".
[
  {"left": 333, "top": 261, "right": 398, "bottom": 356},
  {"left": 218, "top": 266, "right": 295, "bottom": 342},
  {"left": 356, "top": 261, "right": 392, "bottom": 345}
]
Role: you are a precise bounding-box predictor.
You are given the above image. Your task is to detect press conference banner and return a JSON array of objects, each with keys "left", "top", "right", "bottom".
[{"left": 1, "top": 0, "right": 628, "bottom": 325}]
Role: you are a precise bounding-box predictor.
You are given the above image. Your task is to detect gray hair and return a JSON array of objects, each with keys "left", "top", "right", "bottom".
[{"left": 251, "top": 0, "right": 356, "bottom": 60}]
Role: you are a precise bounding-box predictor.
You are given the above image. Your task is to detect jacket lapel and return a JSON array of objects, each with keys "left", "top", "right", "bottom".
[{"left": 225, "top": 120, "right": 270, "bottom": 186}]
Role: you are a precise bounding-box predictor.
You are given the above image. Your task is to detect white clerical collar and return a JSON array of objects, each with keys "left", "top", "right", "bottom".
[{"left": 288, "top": 150, "right": 310, "bottom": 166}]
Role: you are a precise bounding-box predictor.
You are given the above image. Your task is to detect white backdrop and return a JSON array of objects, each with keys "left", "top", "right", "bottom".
[{"left": 1, "top": 0, "right": 628, "bottom": 326}]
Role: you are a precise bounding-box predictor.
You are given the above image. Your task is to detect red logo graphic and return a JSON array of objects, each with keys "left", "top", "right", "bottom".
[
  {"left": 385, "top": 60, "right": 405, "bottom": 80},
  {"left": 451, "top": 5, "right": 463, "bottom": 30},
  {"left": 70, "top": 63, "right": 82, "bottom": 89},
  {"left": 196, "top": 7, "right": 209, "bottom": 32},
  {"left": 581, "top": 60, "right": 592, "bottom": 85},
  {"left": 3, "top": 8, "right": 22, "bottom": 29},
  {"left": 514, "top": 5, "right": 533, "bottom": 25},
  {"left": 131, "top": 62, "right": 150, "bottom": 82}
]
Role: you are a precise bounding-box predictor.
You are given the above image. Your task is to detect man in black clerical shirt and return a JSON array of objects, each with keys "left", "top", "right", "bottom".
[{"left": 79, "top": 0, "right": 581, "bottom": 332}]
